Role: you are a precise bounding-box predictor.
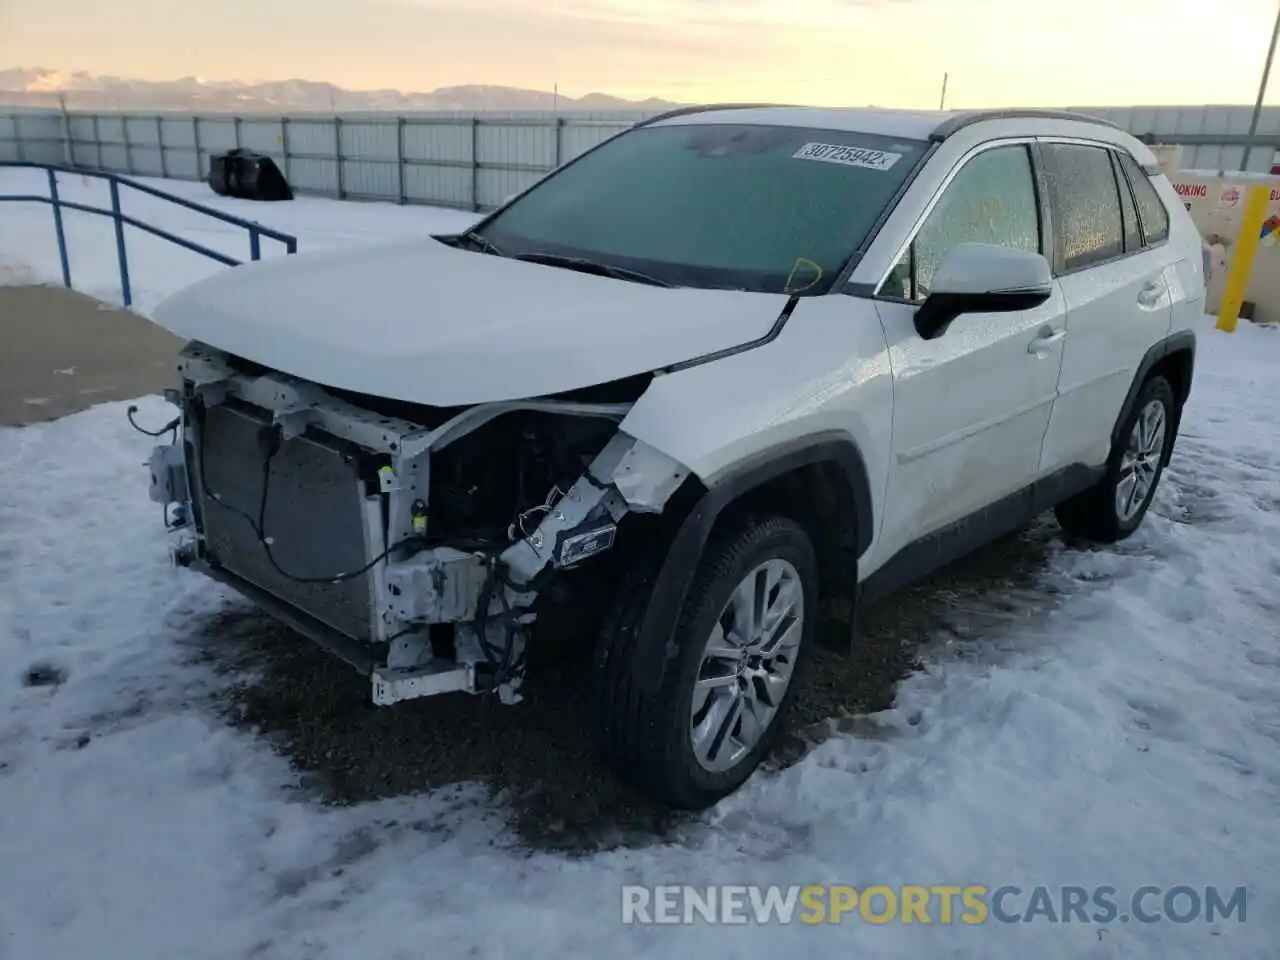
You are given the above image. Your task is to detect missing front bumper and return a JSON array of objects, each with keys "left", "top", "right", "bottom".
[{"left": 150, "top": 341, "right": 691, "bottom": 706}]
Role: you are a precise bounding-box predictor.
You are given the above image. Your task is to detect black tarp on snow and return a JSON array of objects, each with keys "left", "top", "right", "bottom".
[{"left": 207, "top": 149, "right": 294, "bottom": 201}]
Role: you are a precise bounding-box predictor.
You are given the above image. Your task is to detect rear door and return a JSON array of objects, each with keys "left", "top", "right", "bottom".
[
  {"left": 873, "top": 141, "right": 1067, "bottom": 559},
  {"left": 1116, "top": 149, "right": 1202, "bottom": 332},
  {"left": 1036, "top": 141, "right": 1175, "bottom": 474}
]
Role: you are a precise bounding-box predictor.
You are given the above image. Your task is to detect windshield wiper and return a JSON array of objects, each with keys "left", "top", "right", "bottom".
[
  {"left": 455, "top": 230, "right": 504, "bottom": 256},
  {"left": 511, "top": 252, "right": 674, "bottom": 288}
]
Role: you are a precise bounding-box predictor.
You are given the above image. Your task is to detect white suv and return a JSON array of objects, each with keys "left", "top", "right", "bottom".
[{"left": 146, "top": 106, "right": 1203, "bottom": 808}]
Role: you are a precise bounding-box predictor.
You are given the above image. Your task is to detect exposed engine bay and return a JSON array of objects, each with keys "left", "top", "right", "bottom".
[
  {"left": 430, "top": 410, "right": 619, "bottom": 544},
  {"left": 146, "top": 341, "right": 691, "bottom": 706}
]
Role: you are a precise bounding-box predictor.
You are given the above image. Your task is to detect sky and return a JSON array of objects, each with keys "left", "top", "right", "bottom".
[{"left": 2, "top": 0, "right": 1279, "bottom": 108}]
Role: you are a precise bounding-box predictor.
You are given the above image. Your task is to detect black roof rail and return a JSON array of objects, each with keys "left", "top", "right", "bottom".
[
  {"left": 634, "top": 102, "right": 796, "bottom": 128},
  {"left": 930, "top": 108, "right": 1123, "bottom": 141}
]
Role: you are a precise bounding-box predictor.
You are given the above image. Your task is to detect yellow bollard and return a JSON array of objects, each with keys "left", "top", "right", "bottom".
[{"left": 1216, "top": 185, "right": 1271, "bottom": 332}]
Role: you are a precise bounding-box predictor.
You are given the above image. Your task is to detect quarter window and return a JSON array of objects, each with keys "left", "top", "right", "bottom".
[
  {"left": 884, "top": 144, "right": 1041, "bottom": 302},
  {"left": 1117, "top": 151, "right": 1171, "bottom": 244},
  {"left": 1041, "top": 143, "right": 1125, "bottom": 272}
]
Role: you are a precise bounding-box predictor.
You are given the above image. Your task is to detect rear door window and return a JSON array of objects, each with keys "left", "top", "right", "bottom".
[{"left": 1040, "top": 143, "right": 1125, "bottom": 272}]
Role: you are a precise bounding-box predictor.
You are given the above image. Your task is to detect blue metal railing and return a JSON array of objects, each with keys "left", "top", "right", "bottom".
[{"left": 0, "top": 162, "right": 299, "bottom": 307}]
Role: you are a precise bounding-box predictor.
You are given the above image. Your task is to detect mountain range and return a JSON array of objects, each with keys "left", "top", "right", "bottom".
[{"left": 0, "top": 68, "right": 679, "bottom": 113}]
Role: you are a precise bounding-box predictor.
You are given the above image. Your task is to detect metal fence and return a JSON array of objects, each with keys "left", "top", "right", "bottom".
[
  {"left": 0, "top": 162, "right": 298, "bottom": 307},
  {"left": 0, "top": 108, "right": 656, "bottom": 210},
  {"left": 2, "top": 104, "right": 1279, "bottom": 210}
]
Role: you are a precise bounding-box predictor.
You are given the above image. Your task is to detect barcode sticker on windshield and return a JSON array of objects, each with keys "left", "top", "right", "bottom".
[{"left": 792, "top": 143, "right": 902, "bottom": 170}]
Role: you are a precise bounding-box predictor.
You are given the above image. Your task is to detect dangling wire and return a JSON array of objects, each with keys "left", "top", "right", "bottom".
[
  {"left": 507, "top": 483, "right": 564, "bottom": 542},
  {"left": 127, "top": 404, "right": 181, "bottom": 444}
]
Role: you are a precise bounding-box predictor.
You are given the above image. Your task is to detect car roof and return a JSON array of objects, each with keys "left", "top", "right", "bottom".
[{"left": 646, "top": 104, "right": 1122, "bottom": 143}]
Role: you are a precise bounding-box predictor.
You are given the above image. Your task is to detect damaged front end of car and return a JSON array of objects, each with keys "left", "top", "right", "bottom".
[{"left": 145, "top": 341, "right": 692, "bottom": 706}]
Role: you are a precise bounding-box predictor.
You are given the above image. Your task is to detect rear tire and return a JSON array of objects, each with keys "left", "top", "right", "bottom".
[
  {"left": 1055, "top": 376, "right": 1177, "bottom": 543},
  {"left": 591, "top": 515, "right": 818, "bottom": 809}
]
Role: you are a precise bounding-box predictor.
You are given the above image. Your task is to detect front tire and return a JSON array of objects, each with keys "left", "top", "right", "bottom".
[
  {"left": 591, "top": 515, "right": 818, "bottom": 809},
  {"left": 1055, "top": 376, "right": 1177, "bottom": 543}
]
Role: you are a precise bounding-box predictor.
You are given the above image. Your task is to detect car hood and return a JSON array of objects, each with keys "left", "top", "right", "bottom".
[{"left": 150, "top": 238, "right": 790, "bottom": 406}]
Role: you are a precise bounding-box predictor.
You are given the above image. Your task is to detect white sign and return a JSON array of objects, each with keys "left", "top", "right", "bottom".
[
  {"left": 792, "top": 143, "right": 903, "bottom": 171},
  {"left": 1218, "top": 184, "right": 1244, "bottom": 209}
]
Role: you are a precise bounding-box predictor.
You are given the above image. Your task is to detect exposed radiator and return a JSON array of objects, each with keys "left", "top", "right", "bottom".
[{"left": 196, "top": 402, "right": 381, "bottom": 642}]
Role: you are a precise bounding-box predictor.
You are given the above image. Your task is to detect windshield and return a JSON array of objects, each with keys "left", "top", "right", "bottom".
[{"left": 474, "top": 123, "right": 929, "bottom": 295}]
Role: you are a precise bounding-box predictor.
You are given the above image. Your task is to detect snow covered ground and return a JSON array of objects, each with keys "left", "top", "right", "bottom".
[
  {"left": 0, "top": 168, "right": 477, "bottom": 312},
  {"left": 2, "top": 172, "right": 1279, "bottom": 958}
]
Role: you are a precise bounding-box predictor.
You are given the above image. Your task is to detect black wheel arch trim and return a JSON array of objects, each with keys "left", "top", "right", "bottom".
[
  {"left": 1111, "top": 330, "right": 1196, "bottom": 459},
  {"left": 628, "top": 431, "right": 873, "bottom": 692}
]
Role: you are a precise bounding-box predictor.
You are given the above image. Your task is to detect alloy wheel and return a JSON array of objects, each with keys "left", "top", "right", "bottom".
[
  {"left": 689, "top": 558, "right": 804, "bottom": 773},
  {"left": 1116, "top": 398, "right": 1167, "bottom": 522}
]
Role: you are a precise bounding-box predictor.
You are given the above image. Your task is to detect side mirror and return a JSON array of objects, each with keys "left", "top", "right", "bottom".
[{"left": 914, "top": 243, "right": 1053, "bottom": 340}]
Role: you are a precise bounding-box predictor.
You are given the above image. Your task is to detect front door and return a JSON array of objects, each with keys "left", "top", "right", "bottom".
[{"left": 874, "top": 142, "right": 1067, "bottom": 561}]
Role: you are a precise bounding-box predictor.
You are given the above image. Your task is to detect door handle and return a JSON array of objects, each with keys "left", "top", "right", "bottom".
[{"left": 1027, "top": 329, "right": 1066, "bottom": 355}]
